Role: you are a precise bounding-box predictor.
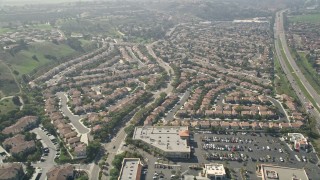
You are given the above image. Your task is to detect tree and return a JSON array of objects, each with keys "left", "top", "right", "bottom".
[
  {"left": 234, "top": 106, "right": 243, "bottom": 114},
  {"left": 66, "top": 38, "right": 84, "bottom": 52},
  {"left": 23, "top": 162, "right": 34, "bottom": 180},
  {"left": 12, "top": 96, "right": 22, "bottom": 106},
  {"left": 110, "top": 168, "right": 119, "bottom": 179},
  {"left": 32, "top": 55, "right": 39, "bottom": 61},
  {"left": 86, "top": 140, "right": 101, "bottom": 162},
  {"left": 24, "top": 132, "right": 36, "bottom": 141},
  {"left": 13, "top": 70, "right": 19, "bottom": 76}
]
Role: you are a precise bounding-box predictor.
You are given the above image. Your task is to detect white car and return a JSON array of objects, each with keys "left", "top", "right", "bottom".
[
  {"left": 279, "top": 148, "right": 283, "bottom": 153},
  {"left": 279, "top": 157, "right": 284, "bottom": 162},
  {"left": 302, "top": 156, "right": 307, "bottom": 162}
]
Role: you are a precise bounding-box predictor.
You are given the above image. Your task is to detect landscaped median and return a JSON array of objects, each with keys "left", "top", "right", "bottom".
[
  {"left": 277, "top": 39, "right": 320, "bottom": 113},
  {"left": 276, "top": 37, "right": 320, "bottom": 156},
  {"left": 273, "top": 49, "right": 298, "bottom": 100}
]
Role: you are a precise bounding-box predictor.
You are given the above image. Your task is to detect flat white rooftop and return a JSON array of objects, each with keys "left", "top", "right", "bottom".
[
  {"left": 261, "top": 164, "right": 308, "bottom": 180},
  {"left": 133, "top": 126, "right": 190, "bottom": 153},
  {"left": 204, "top": 163, "right": 226, "bottom": 176},
  {"left": 118, "top": 158, "right": 141, "bottom": 180}
]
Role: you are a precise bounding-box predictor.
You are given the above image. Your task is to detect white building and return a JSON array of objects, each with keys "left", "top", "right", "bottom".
[
  {"left": 203, "top": 163, "right": 226, "bottom": 180},
  {"left": 118, "top": 158, "right": 142, "bottom": 180},
  {"left": 133, "top": 126, "right": 191, "bottom": 159},
  {"left": 258, "top": 164, "right": 308, "bottom": 180},
  {"left": 288, "top": 133, "right": 308, "bottom": 151}
]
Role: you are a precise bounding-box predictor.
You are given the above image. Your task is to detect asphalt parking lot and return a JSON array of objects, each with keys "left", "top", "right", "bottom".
[
  {"left": 191, "top": 132, "right": 320, "bottom": 180},
  {"left": 137, "top": 131, "right": 320, "bottom": 180}
]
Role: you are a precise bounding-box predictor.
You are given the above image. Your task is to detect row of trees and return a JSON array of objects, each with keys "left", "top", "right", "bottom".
[
  {"left": 109, "top": 151, "right": 143, "bottom": 180},
  {"left": 93, "top": 92, "right": 153, "bottom": 141}
]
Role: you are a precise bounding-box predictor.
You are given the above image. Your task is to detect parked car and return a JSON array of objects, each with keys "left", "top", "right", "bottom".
[
  {"left": 279, "top": 157, "right": 284, "bottom": 162},
  {"left": 279, "top": 148, "right": 283, "bottom": 153}
]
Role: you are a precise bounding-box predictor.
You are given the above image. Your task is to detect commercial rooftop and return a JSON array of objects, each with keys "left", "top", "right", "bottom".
[
  {"left": 118, "top": 158, "right": 142, "bottom": 180},
  {"left": 260, "top": 164, "right": 308, "bottom": 180},
  {"left": 288, "top": 133, "right": 307, "bottom": 142},
  {"left": 204, "top": 163, "right": 226, "bottom": 177},
  {"left": 133, "top": 126, "right": 190, "bottom": 153}
]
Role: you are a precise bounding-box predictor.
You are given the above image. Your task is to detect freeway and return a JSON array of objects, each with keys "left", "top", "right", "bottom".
[{"left": 274, "top": 10, "right": 320, "bottom": 128}]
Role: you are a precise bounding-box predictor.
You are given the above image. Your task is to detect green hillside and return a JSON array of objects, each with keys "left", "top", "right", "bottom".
[{"left": 6, "top": 42, "right": 76, "bottom": 78}]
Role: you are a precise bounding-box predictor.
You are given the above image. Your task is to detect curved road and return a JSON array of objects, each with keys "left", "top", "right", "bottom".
[{"left": 56, "top": 92, "right": 90, "bottom": 134}]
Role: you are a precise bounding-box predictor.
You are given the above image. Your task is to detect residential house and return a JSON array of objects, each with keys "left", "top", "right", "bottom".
[
  {"left": 46, "top": 164, "right": 74, "bottom": 180},
  {"left": 200, "top": 121, "right": 210, "bottom": 129},
  {"left": 74, "top": 144, "right": 87, "bottom": 159},
  {"left": 239, "top": 122, "right": 250, "bottom": 130},
  {"left": 2, "top": 116, "right": 38, "bottom": 135},
  {"left": 220, "top": 121, "right": 230, "bottom": 129},
  {"left": 0, "top": 163, "right": 24, "bottom": 180},
  {"left": 2, "top": 134, "right": 36, "bottom": 156},
  {"left": 229, "top": 121, "right": 239, "bottom": 130}
]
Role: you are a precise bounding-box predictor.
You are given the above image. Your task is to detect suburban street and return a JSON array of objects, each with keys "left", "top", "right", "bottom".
[
  {"left": 126, "top": 46, "right": 146, "bottom": 68},
  {"left": 164, "top": 89, "right": 191, "bottom": 122},
  {"left": 146, "top": 43, "right": 174, "bottom": 95},
  {"left": 102, "top": 123, "right": 128, "bottom": 180},
  {"left": 101, "top": 42, "right": 176, "bottom": 179},
  {"left": 267, "top": 96, "right": 290, "bottom": 122},
  {"left": 56, "top": 92, "right": 90, "bottom": 134},
  {"left": 274, "top": 10, "right": 320, "bottom": 127},
  {"left": 32, "top": 127, "right": 94, "bottom": 180}
]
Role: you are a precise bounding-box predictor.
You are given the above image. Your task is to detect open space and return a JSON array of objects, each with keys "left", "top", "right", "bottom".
[
  {"left": 289, "top": 13, "right": 320, "bottom": 24},
  {"left": 4, "top": 42, "right": 76, "bottom": 78},
  {"left": 295, "top": 52, "right": 320, "bottom": 95},
  {"left": 0, "top": 61, "right": 19, "bottom": 96},
  {"left": 274, "top": 53, "right": 298, "bottom": 99},
  {"left": 0, "top": 97, "right": 19, "bottom": 115}
]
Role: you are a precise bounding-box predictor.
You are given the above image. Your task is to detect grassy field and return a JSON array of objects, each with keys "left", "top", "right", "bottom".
[
  {"left": 0, "top": 98, "right": 19, "bottom": 115},
  {"left": 0, "top": 28, "right": 12, "bottom": 35},
  {"left": 289, "top": 13, "right": 320, "bottom": 24},
  {"left": 0, "top": 24, "right": 52, "bottom": 35},
  {"left": 295, "top": 52, "right": 320, "bottom": 95},
  {"left": 274, "top": 52, "right": 298, "bottom": 100},
  {"left": 0, "top": 61, "right": 20, "bottom": 96},
  {"left": 79, "top": 39, "right": 96, "bottom": 50},
  {"left": 29, "top": 24, "right": 53, "bottom": 30},
  {"left": 6, "top": 42, "right": 76, "bottom": 78}
]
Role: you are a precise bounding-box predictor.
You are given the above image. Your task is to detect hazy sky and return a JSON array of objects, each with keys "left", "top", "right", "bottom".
[{"left": 0, "top": 0, "right": 91, "bottom": 5}]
